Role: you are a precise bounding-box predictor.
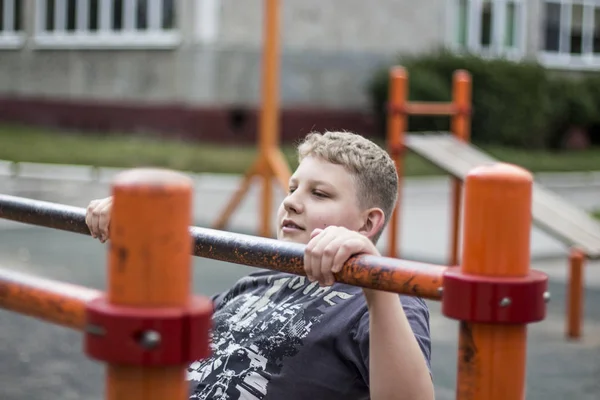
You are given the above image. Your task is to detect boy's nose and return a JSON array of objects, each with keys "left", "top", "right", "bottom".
[{"left": 283, "top": 195, "right": 302, "bottom": 214}]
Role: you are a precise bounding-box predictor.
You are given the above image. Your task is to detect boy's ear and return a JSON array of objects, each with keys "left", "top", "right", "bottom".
[{"left": 359, "top": 208, "right": 386, "bottom": 239}]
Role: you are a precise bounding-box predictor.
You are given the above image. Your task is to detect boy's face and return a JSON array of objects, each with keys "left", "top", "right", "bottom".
[{"left": 277, "top": 156, "right": 365, "bottom": 244}]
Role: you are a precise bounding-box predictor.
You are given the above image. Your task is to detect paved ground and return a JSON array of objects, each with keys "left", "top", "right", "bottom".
[{"left": 1, "top": 173, "right": 600, "bottom": 399}]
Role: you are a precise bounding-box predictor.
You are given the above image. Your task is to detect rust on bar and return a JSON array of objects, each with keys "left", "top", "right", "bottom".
[
  {"left": 0, "top": 267, "right": 101, "bottom": 330},
  {"left": 337, "top": 255, "right": 446, "bottom": 299},
  {"left": 190, "top": 226, "right": 446, "bottom": 300}
]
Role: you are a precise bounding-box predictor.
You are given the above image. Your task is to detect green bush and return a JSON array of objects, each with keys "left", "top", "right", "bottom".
[
  {"left": 367, "top": 49, "right": 600, "bottom": 149},
  {"left": 544, "top": 76, "right": 598, "bottom": 148}
]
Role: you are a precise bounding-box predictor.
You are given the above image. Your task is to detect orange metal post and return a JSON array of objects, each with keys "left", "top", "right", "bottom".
[
  {"left": 213, "top": 0, "right": 291, "bottom": 238},
  {"left": 449, "top": 70, "right": 472, "bottom": 267},
  {"left": 566, "top": 247, "right": 585, "bottom": 339},
  {"left": 457, "top": 163, "right": 532, "bottom": 400},
  {"left": 259, "top": 0, "right": 281, "bottom": 238},
  {"left": 387, "top": 66, "right": 408, "bottom": 258},
  {"left": 106, "top": 169, "right": 194, "bottom": 400}
]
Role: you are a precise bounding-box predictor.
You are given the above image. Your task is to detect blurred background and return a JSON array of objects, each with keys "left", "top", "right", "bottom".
[
  {"left": 1, "top": 1, "right": 600, "bottom": 399},
  {"left": 1, "top": 0, "right": 599, "bottom": 162}
]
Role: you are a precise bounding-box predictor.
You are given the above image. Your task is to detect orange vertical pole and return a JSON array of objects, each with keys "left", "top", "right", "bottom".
[
  {"left": 449, "top": 70, "right": 472, "bottom": 266},
  {"left": 259, "top": 0, "right": 281, "bottom": 238},
  {"left": 566, "top": 247, "right": 585, "bottom": 339},
  {"left": 106, "top": 169, "right": 194, "bottom": 400},
  {"left": 212, "top": 0, "right": 290, "bottom": 236},
  {"left": 387, "top": 66, "right": 408, "bottom": 258},
  {"left": 457, "top": 163, "right": 532, "bottom": 400}
]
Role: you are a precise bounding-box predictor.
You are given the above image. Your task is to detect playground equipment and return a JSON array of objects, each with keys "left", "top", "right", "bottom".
[
  {"left": 0, "top": 163, "right": 548, "bottom": 399},
  {"left": 212, "top": 0, "right": 291, "bottom": 238},
  {"left": 385, "top": 67, "right": 600, "bottom": 340},
  {"left": 386, "top": 66, "right": 472, "bottom": 264}
]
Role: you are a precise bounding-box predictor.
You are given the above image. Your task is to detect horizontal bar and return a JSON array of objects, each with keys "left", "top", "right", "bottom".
[
  {"left": 0, "top": 194, "right": 91, "bottom": 235},
  {"left": 406, "top": 102, "right": 456, "bottom": 116},
  {"left": 190, "top": 227, "right": 445, "bottom": 299},
  {"left": 0, "top": 194, "right": 446, "bottom": 300},
  {"left": 0, "top": 266, "right": 101, "bottom": 330}
]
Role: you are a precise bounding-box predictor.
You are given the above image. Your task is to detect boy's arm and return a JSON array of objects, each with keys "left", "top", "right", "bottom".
[
  {"left": 304, "top": 226, "right": 434, "bottom": 400},
  {"left": 363, "top": 290, "right": 434, "bottom": 400}
]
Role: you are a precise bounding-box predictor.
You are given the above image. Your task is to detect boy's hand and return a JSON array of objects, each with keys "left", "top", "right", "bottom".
[
  {"left": 304, "top": 226, "right": 379, "bottom": 287},
  {"left": 85, "top": 196, "right": 113, "bottom": 243}
]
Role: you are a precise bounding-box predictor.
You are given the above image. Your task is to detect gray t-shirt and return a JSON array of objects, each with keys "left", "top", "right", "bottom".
[{"left": 187, "top": 270, "right": 431, "bottom": 399}]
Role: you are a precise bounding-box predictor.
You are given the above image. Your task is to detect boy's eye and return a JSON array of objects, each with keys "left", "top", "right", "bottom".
[
  {"left": 288, "top": 187, "right": 296, "bottom": 194},
  {"left": 313, "top": 190, "right": 328, "bottom": 198}
]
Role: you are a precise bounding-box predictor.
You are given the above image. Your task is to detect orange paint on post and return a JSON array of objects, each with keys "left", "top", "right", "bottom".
[
  {"left": 212, "top": 0, "right": 291, "bottom": 238},
  {"left": 404, "top": 102, "right": 456, "bottom": 115},
  {"left": 451, "top": 70, "right": 472, "bottom": 143},
  {"left": 0, "top": 268, "right": 101, "bottom": 331},
  {"left": 387, "top": 66, "right": 408, "bottom": 259},
  {"left": 457, "top": 163, "right": 533, "bottom": 400},
  {"left": 566, "top": 247, "right": 585, "bottom": 339},
  {"left": 258, "top": 0, "right": 281, "bottom": 239},
  {"left": 449, "top": 70, "right": 472, "bottom": 267},
  {"left": 106, "top": 168, "right": 194, "bottom": 400}
]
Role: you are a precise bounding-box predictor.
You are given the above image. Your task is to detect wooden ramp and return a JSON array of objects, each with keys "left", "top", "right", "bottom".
[{"left": 406, "top": 132, "right": 600, "bottom": 258}]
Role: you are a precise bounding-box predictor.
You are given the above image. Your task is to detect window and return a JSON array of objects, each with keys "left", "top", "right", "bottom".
[
  {"left": 541, "top": 0, "right": 600, "bottom": 68},
  {"left": 450, "top": 0, "right": 525, "bottom": 59},
  {"left": 0, "top": 0, "right": 24, "bottom": 48},
  {"left": 34, "top": 0, "right": 179, "bottom": 48}
]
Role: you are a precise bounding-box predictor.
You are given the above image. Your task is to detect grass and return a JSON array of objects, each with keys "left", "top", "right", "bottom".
[
  {"left": 593, "top": 210, "right": 600, "bottom": 220},
  {"left": 2, "top": 123, "right": 600, "bottom": 176}
]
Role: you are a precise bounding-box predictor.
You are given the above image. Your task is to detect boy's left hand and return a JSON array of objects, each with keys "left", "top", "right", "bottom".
[{"left": 304, "top": 226, "right": 380, "bottom": 287}]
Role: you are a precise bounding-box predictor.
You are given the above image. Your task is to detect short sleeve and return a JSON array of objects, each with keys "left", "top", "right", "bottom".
[
  {"left": 352, "top": 295, "right": 432, "bottom": 384},
  {"left": 402, "top": 296, "right": 432, "bottom": 371}
]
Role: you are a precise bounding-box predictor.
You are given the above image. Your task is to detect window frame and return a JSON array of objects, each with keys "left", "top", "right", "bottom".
[
  {"left": 538, "top": 0, "right": 600, "bottom": 70},
  {"left": 32, "top": 0, "right": 181, "bottom": 50},
  {"left": 0, "top": 0, "right": 26, "bottom": 49},
  {"left": 446, "top": 0, "right": 527, "bottom": 60}
]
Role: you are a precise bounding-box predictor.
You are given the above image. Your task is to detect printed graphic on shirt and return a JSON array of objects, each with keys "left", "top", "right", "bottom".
[{"left": 187, "top": 274, "right": 357, "bottom": 400}]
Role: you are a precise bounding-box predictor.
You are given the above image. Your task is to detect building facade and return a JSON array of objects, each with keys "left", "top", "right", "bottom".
[{"left": 0, "top": 0, "right": 597, "bottom": 142}]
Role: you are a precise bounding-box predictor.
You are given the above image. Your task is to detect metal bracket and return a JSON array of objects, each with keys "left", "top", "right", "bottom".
[
  {"left": 84, "top": 295, "right": 213, "bottom": 366},
  {"left": 441, "top": 269, "right": 548, "bottom": 324}
]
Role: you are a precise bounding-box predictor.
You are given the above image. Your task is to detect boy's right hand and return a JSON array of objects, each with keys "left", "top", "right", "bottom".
[{"left": 85, "top": 196, "right": 113, "bottom": 243}]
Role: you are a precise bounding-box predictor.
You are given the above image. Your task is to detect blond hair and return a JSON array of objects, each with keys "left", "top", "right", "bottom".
[{"left": 296, "top": 131, "right": 398, "bottom": 243}]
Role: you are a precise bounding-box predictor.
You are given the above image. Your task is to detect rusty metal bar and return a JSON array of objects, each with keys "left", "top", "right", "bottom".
[
  {"left": 0, "top": 267, "right": 101, "bottom": 330},
  {"left": 190, "top": 226, "right": 446, "bottom": 299},
  {"left": 0, "top": 194, "right": 446, "bottom": 300},
  {"left": 0, "top": 194, "right": 90, "bottom": 235}
]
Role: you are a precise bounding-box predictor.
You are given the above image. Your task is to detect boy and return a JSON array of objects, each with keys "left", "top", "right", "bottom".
[{"left": 86, "top": 131, "right": 434, "bottom": 400}]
